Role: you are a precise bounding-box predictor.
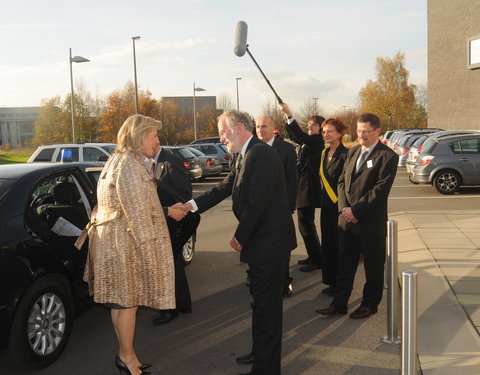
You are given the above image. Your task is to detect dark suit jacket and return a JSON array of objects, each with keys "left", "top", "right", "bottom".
[
  {"left": 195, "top": 137, "right": 297, "bottom": 265},
  {"left": 337, "top": 141, "right": 398, "bottom": 238},
  {"left": 272, "top": 137, "right": 298, "bottom": 212},
  {"left": 153, "top": 148, "right": 198, "bottom": 250},
  {"left": 319, "top": 143, "right": 348, "bottom": 209},
  {"left": 154, "top": 148, "right": 192, "bottom": 207},
  {"left": 285, "top": 119, "right": 324, "bottom": 208}
]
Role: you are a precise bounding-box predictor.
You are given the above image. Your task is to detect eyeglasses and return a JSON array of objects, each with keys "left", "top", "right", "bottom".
[{"left": 356, "top": 129, "right": 376, "bottom": 135}]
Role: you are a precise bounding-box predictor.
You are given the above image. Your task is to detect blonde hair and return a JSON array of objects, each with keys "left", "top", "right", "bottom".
[{"left": 117, "top": 114, "right": 162, "bottom": 153}]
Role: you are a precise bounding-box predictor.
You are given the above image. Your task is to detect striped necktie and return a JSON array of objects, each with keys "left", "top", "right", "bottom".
[{"left": 355, "top": 150, "right": 368, "bottom": 174}]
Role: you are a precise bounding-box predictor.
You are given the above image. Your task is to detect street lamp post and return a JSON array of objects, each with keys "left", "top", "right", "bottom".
[
  {"left": 193, "top": 82, "right": 206, "bottom": 141},
  {"left": 69, "top": 48, "right": 90, "bottom": 143},
  {"left": 132, "top": 36, "right": 141, "bottom": 113},
  {"left": 236, "top": 77, "right": 242, "bottom": 110},
  {"left": 313, "top": 97, "right": 319, "bottom": 113}
]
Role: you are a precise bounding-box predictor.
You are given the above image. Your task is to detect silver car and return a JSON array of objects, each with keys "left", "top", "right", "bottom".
[
  {"left": 410, "top": 133, "right": 480, "bottom": 194},
  {"left": 184, "top": 146, "right": 223, "bottom": 177}
]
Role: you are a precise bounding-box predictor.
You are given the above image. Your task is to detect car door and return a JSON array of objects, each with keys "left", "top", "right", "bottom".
[{"left": 456, "top": 137, "right": 480, "bottom": 184}]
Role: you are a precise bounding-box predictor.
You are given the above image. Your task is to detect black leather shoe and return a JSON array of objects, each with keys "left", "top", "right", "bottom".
[
  {"left": 153, "top": 310, "right": 179, "bottom": 325},
  {"left": 316, "top": 305, "right": 347, "bottom": 316},
  {"left": 236, "top": 353, "right": 255, "bottom": 365},
  {"left": 349, "top": 306, "right": 377, "bottom": 319},
  {"left": 297, "top": 257, "right": 311, "bottom": 265},
  {"left": 300, "top": 263, "right": 322, "bottom": 272}
]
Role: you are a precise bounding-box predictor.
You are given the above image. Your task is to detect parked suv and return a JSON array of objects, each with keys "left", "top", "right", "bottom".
[
  {"left": 28, "top": 143, "right": 117, "bottom": 164},
  {"left": 410, "top": 133, "right": 480, "bottom": 194},
  {"left": 162, "top": 146, "right": 202, "bottom": 180}
]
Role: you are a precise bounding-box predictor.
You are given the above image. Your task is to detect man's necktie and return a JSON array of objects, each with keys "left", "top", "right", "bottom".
[
  {"left": 355, "top": 150, "right": 368, "bottom": 174},
  {"left": 235, "top": 154, "right": 243, "bottom": 173}
]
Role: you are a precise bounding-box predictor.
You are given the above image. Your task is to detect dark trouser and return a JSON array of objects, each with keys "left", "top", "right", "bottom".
[
  {"left": 320, "top": 207, "right": 340, "bottom": 286},
  {"left": 249, "top": 256, "right": 288, "bottom": 375},
  {"left": 165, "top": 213, "right": 200, "bottom": 312},
  {"left": 297, "top": 206, "right": 322, "bottom": 265},
  {"left": 332, "top": 230, "right": 386, "bottom": 311}
]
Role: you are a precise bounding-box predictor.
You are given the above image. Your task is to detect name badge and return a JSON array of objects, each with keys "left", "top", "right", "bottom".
[{"left": 366, "top": 160, "right": 373, "bottom": 168}]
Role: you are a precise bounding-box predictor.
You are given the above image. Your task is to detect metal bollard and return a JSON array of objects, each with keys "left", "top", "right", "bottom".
[
  {"left": 401, "top": 270, "right": 418, "bottom": 375},
  {"left": 382, "top": 220, "right": 401, "bottom": 344}
]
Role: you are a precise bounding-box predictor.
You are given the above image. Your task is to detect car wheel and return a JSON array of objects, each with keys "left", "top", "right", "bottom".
[
  {"left": 183, "top": 232, "right": 196, "bottom": 265},
  {"left": 433, "top": 170, "right": 461, "bottom": 195},
  {"left": 5, "top": 274, "right": 74, "bottom": 370}
]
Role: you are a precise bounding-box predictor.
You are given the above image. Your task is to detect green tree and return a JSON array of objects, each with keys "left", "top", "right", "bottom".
[
  {"left": 358, "top": 52, "right": 426, "bottom": 130},
  {"left": 33, "top": 97, "right": 70, "bottom": 145}
]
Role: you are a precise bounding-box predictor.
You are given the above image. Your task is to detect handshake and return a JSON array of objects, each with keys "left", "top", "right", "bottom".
[{"left": 166, "top": 202, "right": 193, "bottom": 222}]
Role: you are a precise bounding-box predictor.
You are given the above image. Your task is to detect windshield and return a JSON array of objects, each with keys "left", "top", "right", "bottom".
[{"left": 101, "top": 144, "right": 117, "bottom": 154}]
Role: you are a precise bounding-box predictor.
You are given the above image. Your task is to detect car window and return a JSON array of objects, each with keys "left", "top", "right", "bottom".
[
  {"left": 397, "top": 136, "right": 411, "bottom": 147},
  {"left": 460, "top": 138, "right": 480, "bottom": 153},
  {"left": 83, "top": 147, "right": 107, "bottom": 162},
  {"left": 176, "top": 148, "right": 196, "bottom": 159},
  {"left": 218, "top": 144, "right": 228, "bottom": 153},
  {"left": 412, "top": 136, "right": 427, "bottom": 147},
  {"left": 101, "top": 144, "right": 117, "bottom": 154},
  {"left": 33, "top": 148, "right": 55, "bottom": 162},
  {"left": 449, "top": 141, "right": 462, "bottom": 153},
  {"left": 421, "top": 139, "right": 436, "bottom": 154},
  {"left": 55, "top": 147, "right": 80, "bottom": 162},
  {"left": 187, "top": 147, "right": 204, "bottom": 156},
  {"left": 199, "top": 145, "right": 217, "bottom": 154}
]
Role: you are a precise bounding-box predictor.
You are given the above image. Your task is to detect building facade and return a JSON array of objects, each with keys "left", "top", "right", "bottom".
[
  {"left": 0, "top": 107, "right": 40, "bottom": 148},
  {"left": 160, "top": 96, "right": 216, "bottom": 117},
  {"left": 428, "top": 0, "right": 480, "bottom": 130}
]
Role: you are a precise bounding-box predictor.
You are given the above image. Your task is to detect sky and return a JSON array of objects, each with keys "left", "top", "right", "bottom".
[{"left": 0, "top": 0, "right": 427, "bottom": 117}]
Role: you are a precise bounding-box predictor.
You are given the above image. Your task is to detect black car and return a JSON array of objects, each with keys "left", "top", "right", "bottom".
[
  {"left": 0, "top": 163, "right": 99, "bottom": 369},
  {"left": 0, "top": 161, "right": 198, "bottom": 370}
]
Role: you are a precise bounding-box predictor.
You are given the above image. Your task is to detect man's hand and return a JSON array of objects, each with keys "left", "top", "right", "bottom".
[
  {"left": 340, "top": 207, "right": 358, "bottom": 224},
  {"left": 167, "top": 206, "right": 186, "bottom": 221},
  {"left": 172, "top": 201, "right": 193, "bottom": 212},
  {"left": 278, "top": 103, "right": 292, "bottom": 118},
  {"left": 229, "top": 237, "right": 243, "bottom": 252}
]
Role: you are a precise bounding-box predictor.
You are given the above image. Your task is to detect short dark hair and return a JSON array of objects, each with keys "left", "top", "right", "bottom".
[
  {"left": 357, "top": 113, "right": 380, "bottom": 129},
  {"left": 308, "top": 115, "right": 325, "bottom": 125}
]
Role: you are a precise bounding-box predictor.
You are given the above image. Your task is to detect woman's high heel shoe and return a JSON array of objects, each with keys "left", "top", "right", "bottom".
[{"left": 115, "top": 354, "right": 152, "bottom": 375}]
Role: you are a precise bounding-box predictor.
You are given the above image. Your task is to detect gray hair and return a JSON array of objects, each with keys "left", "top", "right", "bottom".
[{"left": 218, "top": 110, "right": 253, "bottom": 132}]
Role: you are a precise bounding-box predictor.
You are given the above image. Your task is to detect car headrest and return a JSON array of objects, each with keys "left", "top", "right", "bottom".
[{"left": 53, "top": 183, "right": 75, "bottom": 205}]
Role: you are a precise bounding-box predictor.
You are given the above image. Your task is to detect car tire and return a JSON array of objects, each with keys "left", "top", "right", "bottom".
[
  {"left": 183, "top": 232, "right": 196, "bottom": 265},
  {"left": 5, "top": 274, "right": 74, "bottom": 370},
  {"left": 433, "top": 170, "right": 461, "bottom": 195}
]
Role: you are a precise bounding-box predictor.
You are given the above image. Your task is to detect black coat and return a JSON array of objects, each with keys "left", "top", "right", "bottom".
[
  {"left": 272, "top": 137, "right": 298, "bottom": 212},
  {"left": 285, "top": 119, "right": 325, "bottom": 208},
  {"left": 319, "top": 143, "right": 348, "bottom": 209},
  {"left": 337, "top": 142, "right": 398, "bottom": 238},
  {"left": 195, "top": 137, "right": 297, "bottom": 265}
]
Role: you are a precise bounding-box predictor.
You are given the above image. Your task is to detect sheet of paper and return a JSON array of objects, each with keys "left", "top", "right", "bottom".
[{"left": 51, "top": 216, "right": 82, "bottom": 236}]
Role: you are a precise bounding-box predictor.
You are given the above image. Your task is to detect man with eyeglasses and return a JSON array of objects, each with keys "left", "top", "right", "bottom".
[{"left": 316, "top": 113, "right": 398, "bottom": 319}]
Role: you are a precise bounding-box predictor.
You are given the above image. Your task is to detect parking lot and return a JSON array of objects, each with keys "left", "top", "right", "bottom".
[{"left": 1, "top": 168, "right": 479, "bottom": 374}]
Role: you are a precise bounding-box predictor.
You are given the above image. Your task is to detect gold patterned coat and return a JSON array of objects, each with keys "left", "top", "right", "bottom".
[{"left": 83, "top": 151, "right": 175, "bottom": 310}]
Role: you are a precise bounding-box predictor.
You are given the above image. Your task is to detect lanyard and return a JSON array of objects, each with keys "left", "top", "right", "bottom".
[{"left": 319, "top": 149, "right": 338, "bottom": 204}]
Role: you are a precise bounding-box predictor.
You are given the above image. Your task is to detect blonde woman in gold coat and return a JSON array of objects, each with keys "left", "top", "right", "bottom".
[{"left": 83, "top": 114, "right": 180, "bottom": 375}]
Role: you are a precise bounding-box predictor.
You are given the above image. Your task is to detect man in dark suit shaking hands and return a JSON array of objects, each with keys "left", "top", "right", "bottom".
[
  {"left": 317, "top": 113, "right": 398, "bottom": 320},
  {"left": 178, "top": 110, "right": 296, "bottom": 375}
]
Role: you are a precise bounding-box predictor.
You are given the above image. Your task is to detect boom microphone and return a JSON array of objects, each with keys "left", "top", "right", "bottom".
[
  {"left": 234, "top": 21, "right": 248, "bottom": 57},
  {"left": 233, "top": 21, "right": 283, "bottom": 104}
]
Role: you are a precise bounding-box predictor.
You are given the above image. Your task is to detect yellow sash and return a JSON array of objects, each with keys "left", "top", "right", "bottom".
[{"left": 319, "top": 149, "right": 338, "bottom": 204}]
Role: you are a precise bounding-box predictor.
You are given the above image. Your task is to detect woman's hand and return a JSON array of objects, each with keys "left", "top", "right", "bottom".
[{"left": 168, "top": 206, "right": 187, "bottom": 221}]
